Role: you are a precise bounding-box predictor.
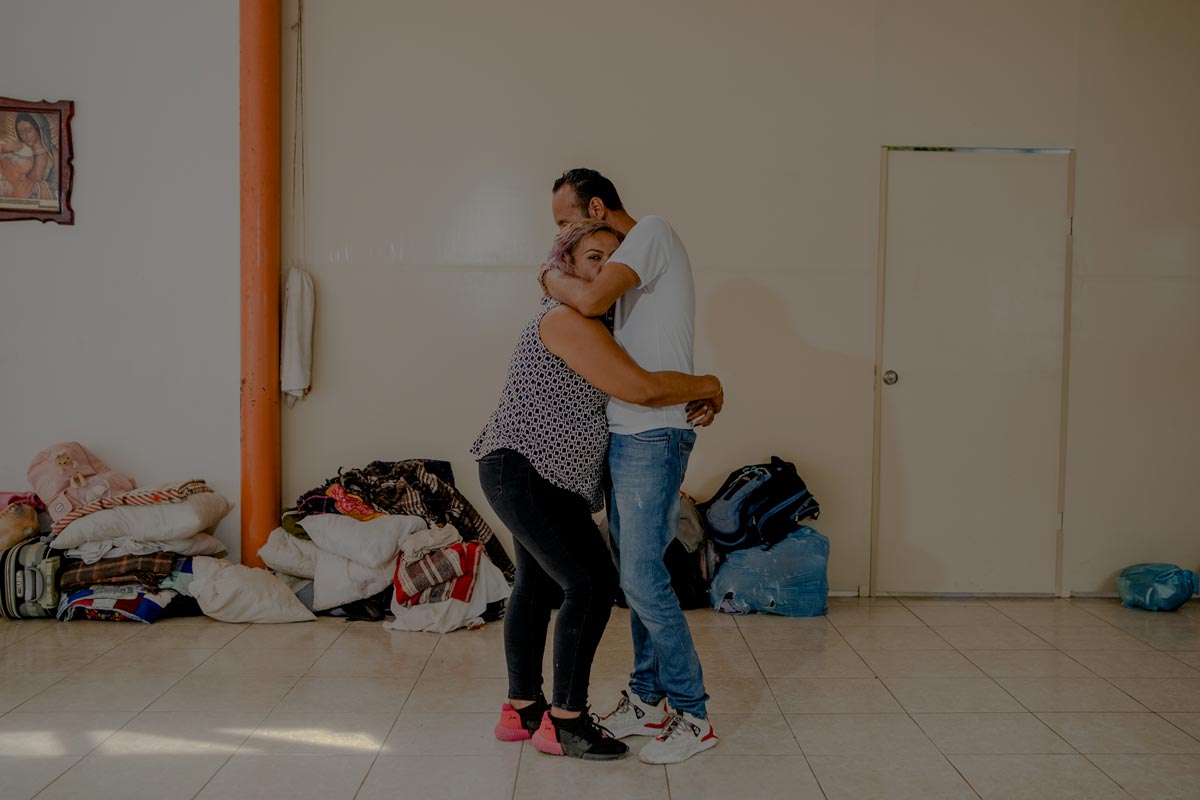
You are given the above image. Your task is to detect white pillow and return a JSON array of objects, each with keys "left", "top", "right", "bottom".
[
  {"left": 52, "top": 492, "right": 233, "bottom": 549},
  {"left": 190, "top": 557, "right": 315, "bottom": 624},
  {"left": 312, "top": 549, "right": 394, "bottom": 611},
  {"left": 258, "top": 527, "right": 318, "bottom": 579},
  {"left": 302, "top": 514, "right": 428, "bottom": 568}
]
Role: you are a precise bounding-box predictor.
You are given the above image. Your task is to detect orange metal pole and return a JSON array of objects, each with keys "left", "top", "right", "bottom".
[{"left": 240, "top": 0, "right": 281, "bottom": 567}]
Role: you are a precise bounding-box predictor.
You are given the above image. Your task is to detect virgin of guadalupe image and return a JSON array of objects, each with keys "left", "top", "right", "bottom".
[{"left": 0, "top": 112, "right": 59, "bottom": 207}]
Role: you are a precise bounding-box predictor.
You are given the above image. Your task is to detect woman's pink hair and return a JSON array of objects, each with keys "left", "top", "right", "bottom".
[{"left": 543, "top": 219, "right": 624, "bottom": 276}]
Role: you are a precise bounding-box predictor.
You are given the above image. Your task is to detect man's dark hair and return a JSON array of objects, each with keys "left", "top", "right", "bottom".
[{"left": 553, "top": 168, "right": 624, "bottom": 213}]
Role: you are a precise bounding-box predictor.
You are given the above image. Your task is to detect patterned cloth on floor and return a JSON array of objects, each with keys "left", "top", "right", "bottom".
[
  {"left": 295, "top": 460, "right": 513, "bottom": 580},
  {"left": 51, "top": 480, "right": 213, "bottom": 534},
  {"left": 394, "top": 542, "right": 482, "bottom": 607},
  {"left": 396, "top": 544, "right": 465, "bottom": 599},
  {"left": 57, "top": 586, "right": 177, "bottom": 623},
  {"left": 58, "top": 552, "right": 177, "bottom": 593}
]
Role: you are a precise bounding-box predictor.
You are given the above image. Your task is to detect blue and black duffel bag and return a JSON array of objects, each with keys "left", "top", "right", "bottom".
[{"left": 699, "top": 456, "right": 820, "bottom": 552}]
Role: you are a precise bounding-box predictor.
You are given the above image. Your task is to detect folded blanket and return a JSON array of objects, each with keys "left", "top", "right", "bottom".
[
  {"left": 396, "top": 545, "right": 464, "bottom": 599},
  {"left": 399, "top": 524, "right": 462, "bottom": 563},
  {"left": 59, "top": 552, "right": 176, "bottom": 593},
  {"left": 51, "top": 480, "right": 213, "bottom": 534},
  {"left": 386, "top": 550, "right": 510, "bottom": 634},
  {"left": 395, "top": 542, "right": 482, "bottom": 607},
  {"left": 65, "top": 533, "right": 226, "bottom": 565},
  {"left": 52, "top": 492, "right": 232, "bottom": 550},
  {"left": 57, "top": 586, "right": 177, "bottom": 623}
]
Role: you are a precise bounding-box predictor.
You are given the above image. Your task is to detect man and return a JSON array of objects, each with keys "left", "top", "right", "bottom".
[{"left": 542, "top": 168, "right": 722, "bottom": 765}]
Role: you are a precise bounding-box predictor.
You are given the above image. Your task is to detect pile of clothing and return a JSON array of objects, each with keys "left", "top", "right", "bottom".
[
  {"left": 56, "top": 553, "right": 198, "bottom": 623},
  {"left": 261, "top": 459, "right": 512, "bottom": 632},
  {"left": 24, "top": 442, "right": 233, "bottom": 623}
]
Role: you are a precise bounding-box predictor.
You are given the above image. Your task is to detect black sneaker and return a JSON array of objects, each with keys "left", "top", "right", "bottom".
[{"left": 531, "top": 710, "right": 629, "bottom": 760}]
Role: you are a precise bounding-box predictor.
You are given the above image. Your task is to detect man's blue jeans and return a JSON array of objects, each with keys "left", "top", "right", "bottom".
[{"left": 608, "top": 427, "right": 709, "bottom": 718}]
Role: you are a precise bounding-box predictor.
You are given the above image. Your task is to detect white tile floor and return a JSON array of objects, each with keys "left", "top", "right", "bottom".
[{"left": 3, "top": 597, "right": 1200, "bottom": 799}]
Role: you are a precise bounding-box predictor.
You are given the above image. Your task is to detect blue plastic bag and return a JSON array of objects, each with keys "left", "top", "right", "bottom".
[
  {"left": 1116, "top": 563, "right": 1199, "bottom": 612},
  {"left": 709, "top": 526, "right": 828, "bottom": 616}
]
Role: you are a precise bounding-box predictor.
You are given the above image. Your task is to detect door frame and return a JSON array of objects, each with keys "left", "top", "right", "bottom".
[{"left": 867, "top": 146, "right": 1077, "bottom": 597}]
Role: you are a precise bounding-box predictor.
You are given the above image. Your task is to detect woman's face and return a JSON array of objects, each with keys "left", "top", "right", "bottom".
[
  {"left": 571, "top": 231, "right": 620, "bottom": 281},
  {"left": 16, "top": 120, "right": 38, "bottom": 145}
]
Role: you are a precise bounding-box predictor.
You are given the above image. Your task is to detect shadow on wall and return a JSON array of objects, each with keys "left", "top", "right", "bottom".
[{"left": 695, "top": 277, "right": 875, "bottom": 580}]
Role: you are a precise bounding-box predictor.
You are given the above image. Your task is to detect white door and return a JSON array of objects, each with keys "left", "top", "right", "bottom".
[{"left": 875, "top": 149, "right": 1071, "bottom": 594}]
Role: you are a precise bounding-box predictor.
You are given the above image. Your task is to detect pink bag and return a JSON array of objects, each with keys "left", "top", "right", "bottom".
[{"left": 27, "top": 442, "right": 136, "bottom": 522}]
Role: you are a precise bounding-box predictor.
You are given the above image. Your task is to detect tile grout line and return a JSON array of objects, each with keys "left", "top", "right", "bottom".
[
  {"left": 13, "top": 624, "right": 149, "bottom": 718},
  {"left": 28, "top": 621, "right": 250, "bottom": 800},
  {"left": 734, "top": 615, "right": 832, "bottom": 800},
  {"left": 507, "top": 742, "right": 524, "bottom": 800},
  {"left": 14, "top": 623, "right": 160, "bottom": 782},
  {"left": 900, "top": 597, "right": 1189, "bottom": 798},
  {"left": 977, "top": 598, "right": 1163, "bottom": 715},
  {"left": 1076, "top": 751, "right": 1139, "bottom": 798},
  {"left": 177, "top": 620, "right": 352, "bottom": 800},
  {"left": 351, "top": 625, "right": 439, "bottom": 800},
  {"left": 856, "top": 598, "right": 986, "bottom": 799}
]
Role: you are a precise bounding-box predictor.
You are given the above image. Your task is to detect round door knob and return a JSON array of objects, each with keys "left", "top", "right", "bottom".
[{"left": 882, "top": 370, "right": 899, "bottom": 385}]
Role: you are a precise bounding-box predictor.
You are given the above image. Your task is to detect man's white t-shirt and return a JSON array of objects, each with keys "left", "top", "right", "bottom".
[{"left": 606, "top": 215, "right": 696, "bottom": 435}]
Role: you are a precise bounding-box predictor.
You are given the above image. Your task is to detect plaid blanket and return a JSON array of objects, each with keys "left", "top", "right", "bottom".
[
  {"left": 59, "top": 552, "right": 177, "bottom": 593},
  {"left": 396, "top": 546, "right": 465, "bottom": 599},
  {"left": 296, "top": 460, "right": 513, "bottom": 581},
  {"left": 395, "top": 542, "right": 482, "bottom": 607},
  {"left": 52, "top": 480, "right": 213, "bottom": 534}
]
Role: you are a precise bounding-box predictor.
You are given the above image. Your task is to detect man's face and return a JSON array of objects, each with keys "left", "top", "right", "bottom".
[{"left": 552, "top": 185, "right": 590, "bottom": 230}]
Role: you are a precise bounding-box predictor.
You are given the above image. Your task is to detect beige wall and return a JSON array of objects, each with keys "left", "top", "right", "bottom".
[
  {"left": 3, "top": 2, "right": 1188, "bottom": 591},
  {"left": 0, "top": 2, "right": 241, "bottom": 554},
  {"left": 1064, "top": 0, "right": 1200, "bottom": 591},
  {"left": 281, "top": 0, "right": 1200, "bottom": 593}
]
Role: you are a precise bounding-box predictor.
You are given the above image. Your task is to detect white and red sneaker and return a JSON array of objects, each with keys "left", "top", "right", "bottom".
[
  {"left": 595, "top": 689, "right": 669, "bottom": 739},
  {"left": 638, "top": 711, "right": 718, "bottom": 764}
]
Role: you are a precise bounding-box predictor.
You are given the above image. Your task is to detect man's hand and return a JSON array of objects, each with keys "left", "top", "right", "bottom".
[
  {"left": 537, "top": 266, "right": 551, "bottom": 297},
  {"left": 686, "top": 387, "right": 724, "bottom": 428}
]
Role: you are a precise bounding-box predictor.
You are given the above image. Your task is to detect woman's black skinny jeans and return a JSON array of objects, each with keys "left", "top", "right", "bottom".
[{"left": 479, "top": 448, "right": 616, "bottom": 712}]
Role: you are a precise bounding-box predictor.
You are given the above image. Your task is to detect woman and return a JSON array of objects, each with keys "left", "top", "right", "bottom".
[
  {"left": 472, "top": 219, "right": 722, "bottom": 760},
  {"left": 0, "top": 113, "right": 56, "bottom": 202}
]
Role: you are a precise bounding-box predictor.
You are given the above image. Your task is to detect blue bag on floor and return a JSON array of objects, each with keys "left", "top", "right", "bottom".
[
  {"left": 1116, "top": 563, "right": 1199, "bottom": 612},
  {"left": 709, "top": 526, "right": 828, "bottom": 616}
]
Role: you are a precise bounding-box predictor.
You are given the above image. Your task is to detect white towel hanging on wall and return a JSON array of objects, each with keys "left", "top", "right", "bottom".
[{"left": 281, "top": 266, "right": 314, "bottom": 407}]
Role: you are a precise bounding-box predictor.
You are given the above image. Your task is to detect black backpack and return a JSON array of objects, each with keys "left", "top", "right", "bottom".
[{"left": 699, "top": 457, "right": 820, "bottom": 552}]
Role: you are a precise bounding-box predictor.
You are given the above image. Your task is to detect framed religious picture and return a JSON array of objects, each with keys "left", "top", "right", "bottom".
[{"left": 0, "top": 97, "right": 75, "bottom": 224}]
